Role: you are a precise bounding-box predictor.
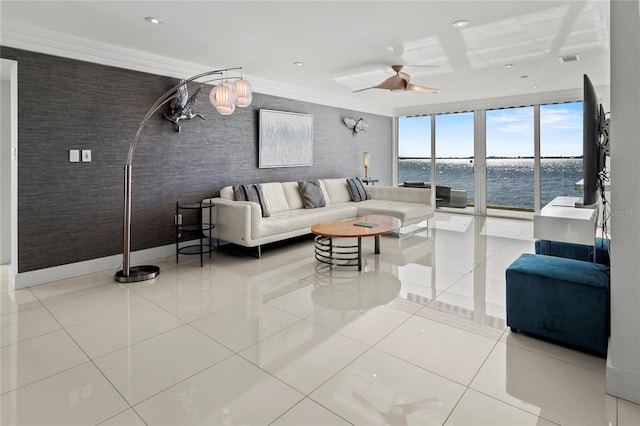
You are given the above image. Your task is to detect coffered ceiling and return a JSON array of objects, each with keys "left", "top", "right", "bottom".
[{"left": 0, "top": 1, "right": 610, "bottom": 115}]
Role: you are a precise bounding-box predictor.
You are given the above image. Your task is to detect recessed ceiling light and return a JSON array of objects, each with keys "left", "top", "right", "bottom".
[
  {"left": 145, "top": 17, "right": 163, "bottom": 24},
  {"left": 452, "top": 20, "right": 469, "bottom": 28},
  {"left": 558, "top": 54, "right": 581, "bottom": 63},
  {"left": 293, "top": 61, "right": 304, "bottom": 66},
  {"left": 504, "top": 64, "right": 514, "bottom": 68},
  {"left": 531, "top": 85, "right": 539, "bottom": 89}
]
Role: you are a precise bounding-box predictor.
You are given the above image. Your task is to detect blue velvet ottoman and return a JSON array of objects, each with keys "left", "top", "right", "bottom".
[
  {"left": 534, "top": 237, "right": 610, "bottom": 267},
  {"left": 506, "top": 253, "right": 610, "bottom": 356}
]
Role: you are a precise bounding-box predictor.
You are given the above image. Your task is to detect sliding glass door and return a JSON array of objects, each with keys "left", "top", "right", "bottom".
[
  {"left": 397, "top": 116, "right": 431, "bottom": 184},
  {"left": 396, "top": 101, "right": 584, "bottom": 214},
  {"left": 540, "top": 102, "right": 583, "bottom": 206},
  {"left": 434, "top": 112, "right": 475, "bottom": 207},
  {"left": 486, "top": 107, "right": 535, "bottom": 211}
]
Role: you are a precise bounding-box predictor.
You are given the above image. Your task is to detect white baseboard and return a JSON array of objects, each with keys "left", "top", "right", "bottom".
[
  {"left": 10, "top": 241, "right": 199, "bottom": 289},
  {"left": 606, "top": 349, "right": 640, "bottom": 404}
]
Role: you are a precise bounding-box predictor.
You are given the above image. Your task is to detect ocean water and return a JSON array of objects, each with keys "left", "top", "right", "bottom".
[{"left": 398, "top": 158, "right": 583, "bottom": 209}]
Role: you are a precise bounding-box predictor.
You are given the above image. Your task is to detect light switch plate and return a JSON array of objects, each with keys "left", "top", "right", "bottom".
[
  {"left": 81, "top": 150, "right": 92, "bottom": 162},
  {"left": 69, "top": 149, "right": 80, "bottom": 162}
]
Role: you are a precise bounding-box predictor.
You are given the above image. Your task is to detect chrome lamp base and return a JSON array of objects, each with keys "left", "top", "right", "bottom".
[{"left": 114, "top": 265, "right": 160, "bottom": 283}]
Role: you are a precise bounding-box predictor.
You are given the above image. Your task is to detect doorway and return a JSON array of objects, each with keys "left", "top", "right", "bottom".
[{"left": 1, "top": 58, "right": 18, "bottom": 273}]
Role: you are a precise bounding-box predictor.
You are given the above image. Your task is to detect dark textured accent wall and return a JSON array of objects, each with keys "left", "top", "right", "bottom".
[{"left": 0, "top": 47, "right": 392, "bottom": 272}]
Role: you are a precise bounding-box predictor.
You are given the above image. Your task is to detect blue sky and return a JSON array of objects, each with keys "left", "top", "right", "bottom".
[{"left": 399, "top": 102, "right": 583, "bottom": 158}]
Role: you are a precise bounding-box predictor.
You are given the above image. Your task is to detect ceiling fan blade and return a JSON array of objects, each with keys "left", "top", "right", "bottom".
[
  {"left": 398, "top": 72, "right": 411, "bottom": 84},
  {"left": 406, "top": 83, "right": 442, "bottom": 93},
  {"left": 375, "top": 74, "right": 408, "bottom": 91},
  {"left": 352, "top": 86, "right": 376, "bottom": 93}
]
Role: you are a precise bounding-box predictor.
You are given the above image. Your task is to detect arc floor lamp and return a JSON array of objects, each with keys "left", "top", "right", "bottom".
[{"left": 114, "top": 67, "right": 252, "bottom": 283}]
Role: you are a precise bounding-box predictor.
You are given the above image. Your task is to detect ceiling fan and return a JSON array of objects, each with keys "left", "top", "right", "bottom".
[{"left": 353, "top": 65, "right": 441, "bottom": 94}]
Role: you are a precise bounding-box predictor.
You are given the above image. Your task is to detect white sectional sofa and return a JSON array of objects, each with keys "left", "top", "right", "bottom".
[{"left": 203, "top": 178, "right": 433, "bottom": 256}]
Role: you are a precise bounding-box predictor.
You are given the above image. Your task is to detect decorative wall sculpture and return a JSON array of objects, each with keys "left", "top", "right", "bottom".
[{"left": 343, "top": 117, "right": 368, "bottom": 135}]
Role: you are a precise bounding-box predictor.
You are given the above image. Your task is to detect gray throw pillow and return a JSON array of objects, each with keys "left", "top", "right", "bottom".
[
  {"left": 232, "top": 184, "right": 270, "bottom": 217},
  {"left": 297, "top": 180, "right": 326, "bottom": 209},
  {"left": 346, "top": 177, "right": 368, "bottom": 202}
]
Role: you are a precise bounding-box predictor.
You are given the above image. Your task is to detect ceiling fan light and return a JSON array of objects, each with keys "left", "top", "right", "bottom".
[
  {"left": 210, "top": 84, "right": 236, "bottom": 115},
  {"left": 234, "top": 79, "right": 253, "bottom": 107}
]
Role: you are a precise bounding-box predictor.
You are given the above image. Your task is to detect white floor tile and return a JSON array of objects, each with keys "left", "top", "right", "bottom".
[
  {"left": 28, "top": 272, "right": 113, "bottom": 302},
  {"left": 134, "top": 355, "right": 304, "bottom": 425},
  {"left": 309, "top": 303, "right": 411, "bottom": 346},
  {"left": 98, "top": 409, "right": 147, "bottom": 426},
  {"left": 470, "top": 342, "right": 617, "bottom": 425},
  {"left": 240, "top": 320, "right": 368, "bottom": 394},
  {"left": 65, "top": 302, "right": 184, "bottom": 359},
  {"left": 43, "top": 285, "right": 149, "bottom": 327},
  {"left": 311, "top": 348, "right": 465, "bottom": 425},
  {"left": 151, "top": 283, "right": 249, "bottom": 323},
  {"left": 444, "top": 389, "right": 558, "bottom": 425},
  {"left": 0, "top": 362, "right": 128, "bottom": 426},
  {"left": 1, "top": 329, "right": 88, "bottom": 393},
  {"left": 266, "top": 282, "right": 345, "bottom": 319},
  {"left": 1, "top": 305, "right": 61, "bottom": 347},
  {"left": 375, "top": 315, "right": 497, "bottom": 385},
  {"left": 0, "top": 289, "right": 42, "bottom": 315},
  {"left": 415, "top": 273, "right": 508, "bottom": 339},
  {"left": 501, "top": 329, "right": 606, "bottom": 374},
  {"left": 271, "top": 398, "right": 352, "bottom": 426},
  {"left": 94, "top": 325, "right": 232, "bottom": 405},
  {"left": 124, "top": 266, "right": 225, "bottom": 302},
  {"left": 415, "top": 308, "right": 506, "bottom": 341},
  {"left": 191, "top": 300, "right": 302, "bottom": 352},
  {"left": 2, "top": 213, "right": 626, "bottom": 424}
]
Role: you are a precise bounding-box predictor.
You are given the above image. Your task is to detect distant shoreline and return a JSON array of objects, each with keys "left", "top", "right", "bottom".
[{"left": 398, "top": 156, "right": 583, "bottom": 160}]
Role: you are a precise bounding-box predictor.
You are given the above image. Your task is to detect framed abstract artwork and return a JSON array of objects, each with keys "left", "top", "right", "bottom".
[{"left": 259, "top": 109, "right": 313, "bottom": 168}]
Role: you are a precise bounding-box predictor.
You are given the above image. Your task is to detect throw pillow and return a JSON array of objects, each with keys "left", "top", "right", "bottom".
[
  {"left": 346, "top": 177, "right": 368, "bottom": 202},
  {"left": 297, "top": 180, "right": 326, "bottom": 209},
  {"left": 232, "top": 184, "right": 270, "bottom": 217}
]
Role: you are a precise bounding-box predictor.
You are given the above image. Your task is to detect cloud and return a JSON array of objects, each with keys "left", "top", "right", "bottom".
[{"left": 541, "top": 107, "right": 582, "bottom": 130}]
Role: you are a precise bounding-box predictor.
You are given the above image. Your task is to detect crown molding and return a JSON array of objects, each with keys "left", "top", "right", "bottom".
[{"left": 1, "top": 24, "right": 394, "bottom": 117}]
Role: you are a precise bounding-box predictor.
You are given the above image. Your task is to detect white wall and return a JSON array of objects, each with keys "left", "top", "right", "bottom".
[
  {"left": 1, "top": 79, "right": 11, "bottom": 263},
  {"left": 606, "top": 0, "right": 640, "bottom": 404}
]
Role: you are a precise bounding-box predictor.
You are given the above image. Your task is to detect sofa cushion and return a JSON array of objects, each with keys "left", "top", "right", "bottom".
[
  {"left": 322, "top": 178, "right": 352, "bottom": 203},
  {"left": 355, "top": 199, "right": 430, "bottom": 225},
  {"left": 260, "top": 205, "right": 357, "bottom": 238},
  {"left": 298, "top": 180, "right": 326, "bottom": 209},
  {"left": 346, "top": 177, "right": 368, "bottom": 202},
  {"left": 282, "top": 181, "right": 304, "bottom": 210},
  {"left": 220, "top": 186, "right": 234, "bottom": 200},
  {"left": 233, "top": 184, "right": 270, "bottom": 217},
  {"left": 261, "top": 182, "right": 290, "bottom": 214}
]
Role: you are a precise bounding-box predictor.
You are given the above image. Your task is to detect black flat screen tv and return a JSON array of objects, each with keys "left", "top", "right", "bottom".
[{"left": 582, "top": 74, "right": 606, "bottom": 207}]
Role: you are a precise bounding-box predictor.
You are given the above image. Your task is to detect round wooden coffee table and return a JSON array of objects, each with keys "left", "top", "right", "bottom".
[{"left": 311, "top": 215, "right": 401, "bottom": 271}]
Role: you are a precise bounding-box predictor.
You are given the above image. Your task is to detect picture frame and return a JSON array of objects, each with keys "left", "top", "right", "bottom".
[{"left": 259, "top": 109, "right": 313, "bottom": 168}]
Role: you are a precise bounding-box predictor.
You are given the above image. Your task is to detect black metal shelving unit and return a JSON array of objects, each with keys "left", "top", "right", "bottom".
[{"left": 175, "top": 201, "right": 214, "bottom": 266}]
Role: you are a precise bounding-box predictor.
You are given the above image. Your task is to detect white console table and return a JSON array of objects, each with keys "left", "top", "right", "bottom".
[{"left": 533, "top": 196, "right": 598, "bottom": 246}]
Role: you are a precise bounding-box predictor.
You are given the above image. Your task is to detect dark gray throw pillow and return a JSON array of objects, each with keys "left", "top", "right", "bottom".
[
  {"left": 346, "top": 177, "right": 368, "bottom": 202},
  {"left": 297, "top": 180, "right": 326, "bottom": 209},
  {"left": 232, "top": 184, "right": 270, "bottom": 217}
]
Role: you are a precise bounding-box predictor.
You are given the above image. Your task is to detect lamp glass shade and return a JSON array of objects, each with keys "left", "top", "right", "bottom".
[
  {"left": 222, "top": 81, "right": 238, "bottom": 103},
  {"left": 209, "top": 84, "right": 236, "bottom": 115},
  {"left": 362, "top": 152, "right": 370, "bottom": 168},
  {"left": 234, "top": 79, "right": 253, "bottom": 107}
]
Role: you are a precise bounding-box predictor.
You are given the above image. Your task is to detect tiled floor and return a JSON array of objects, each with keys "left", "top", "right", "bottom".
[{"left": 1, "top": 212, "right": 639, "bottom": 425}]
